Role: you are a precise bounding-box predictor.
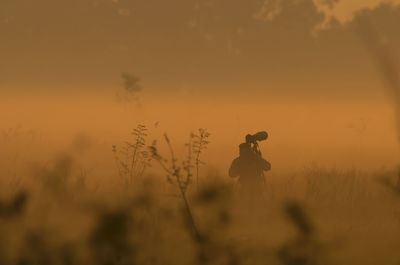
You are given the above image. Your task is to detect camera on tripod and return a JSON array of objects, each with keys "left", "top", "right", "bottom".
[{"left": 244, "top": 131, "right": 268, "bottom": 156}]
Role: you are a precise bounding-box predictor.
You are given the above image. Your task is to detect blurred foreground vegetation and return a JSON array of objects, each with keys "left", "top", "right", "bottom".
[{"left": 1, "top": 127, "right": 400, "bottom": 265}]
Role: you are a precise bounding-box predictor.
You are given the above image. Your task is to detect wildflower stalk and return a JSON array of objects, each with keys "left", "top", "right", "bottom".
[
  {"left": 192, "top": 129, "right": 210, "bottom": 191},
  {"left": 149, "top": 133, "right": 202, "bottom": 242},
  {"left": 113, "top": 124, "right": 152, "bottom": 186}
]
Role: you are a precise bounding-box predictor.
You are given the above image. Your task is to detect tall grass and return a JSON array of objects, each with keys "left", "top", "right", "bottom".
[{"left": 0, "top": 128, "right": 400, "bottom": 265}]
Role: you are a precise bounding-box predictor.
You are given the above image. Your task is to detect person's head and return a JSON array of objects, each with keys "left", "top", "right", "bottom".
[{"left": 239, "top": 143, "right": 253, "bottom": 157}]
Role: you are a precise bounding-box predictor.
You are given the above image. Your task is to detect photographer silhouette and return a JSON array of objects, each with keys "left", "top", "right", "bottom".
[{"left": 229, "top": 132, "right": 271, "bottom": 201}]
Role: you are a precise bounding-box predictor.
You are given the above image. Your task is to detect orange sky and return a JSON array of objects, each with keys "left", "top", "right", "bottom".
[
  {"left": 2, "top": 0, "right": 400, "bottom": 177},
  {"left": 1, "top": 90, "right": 399, "bottom": 176}
]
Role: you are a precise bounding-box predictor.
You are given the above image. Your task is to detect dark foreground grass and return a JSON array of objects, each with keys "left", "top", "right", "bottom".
[{"left": 0, "top": 163, "right": 400, "bottom": 265}]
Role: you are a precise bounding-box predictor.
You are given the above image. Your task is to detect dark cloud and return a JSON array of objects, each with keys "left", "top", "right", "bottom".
[{"left": 1, "top": 0, "right": 400, "bottom": 99}]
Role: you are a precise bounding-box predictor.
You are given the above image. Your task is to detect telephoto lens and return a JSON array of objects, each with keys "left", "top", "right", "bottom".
[
  {"left": 253, "top": 131, "right": 268, "bottom": 142},
  {"left": 245, "top": 131, "right": 268, "bottom": 143}
]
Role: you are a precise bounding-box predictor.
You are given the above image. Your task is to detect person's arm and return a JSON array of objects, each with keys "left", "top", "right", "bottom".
[
  {"left": 229, "top": 158, "right": 239, "bottom": 178},
  {"left": 256, "top": 156, "right": 271, "bottom": 171},
  {"left": 263, "top": 159, "right": 271, "bottom": 171}
]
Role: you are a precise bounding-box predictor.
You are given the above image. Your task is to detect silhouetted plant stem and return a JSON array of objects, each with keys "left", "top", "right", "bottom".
[
  {"left": 113, "top": 125, "right": 152, "bottom": 186},
  {"left": 129, "top": 135, "right": 140, "bottom": 185},
  {"left": 192, "top": 129, "right": 210, "bottom": 191},
  {"left": 149, "top": 133, "right": 202, "bottom": 242},
  {"left": 179, "top": 184, "right": 202, "bottom": 242}
]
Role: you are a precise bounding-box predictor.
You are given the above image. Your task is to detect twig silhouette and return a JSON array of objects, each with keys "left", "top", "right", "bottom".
[
  {"left": 149, "top": 133, "right": 202, "bottom": 242},
  {"left": 113, "top": 124, "right": 152, "bottom": 186},
  {"left": 192, "top": 128, "right": 211, "bottom": 191}
]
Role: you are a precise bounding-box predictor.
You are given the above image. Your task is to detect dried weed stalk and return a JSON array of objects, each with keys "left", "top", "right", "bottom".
[
  {"left": 149, "top": 133, "right": 202, "bottom": 241},
  {"left": 113, "top": 125, "right": 152, "bottom": 186},
  {"left": 191, "top": 128, "right": 211, "bottom": 190}
]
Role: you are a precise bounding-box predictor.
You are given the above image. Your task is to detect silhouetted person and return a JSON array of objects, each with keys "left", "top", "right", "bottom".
[{"left": 229, "top": 142, "right": 271, "bottom": 201}]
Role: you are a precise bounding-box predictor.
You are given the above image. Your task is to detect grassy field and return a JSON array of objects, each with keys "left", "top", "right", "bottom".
[{"left": 1, "top": 126, "right": 400, "bottom": 265}]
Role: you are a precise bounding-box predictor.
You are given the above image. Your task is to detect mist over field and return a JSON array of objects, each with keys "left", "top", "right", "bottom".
[
  {"left": 1, "top": 90, "right": 399, "bottom": 175},
  {"left": 2, "top": 1, "right": 400, "bottom": 265}
]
